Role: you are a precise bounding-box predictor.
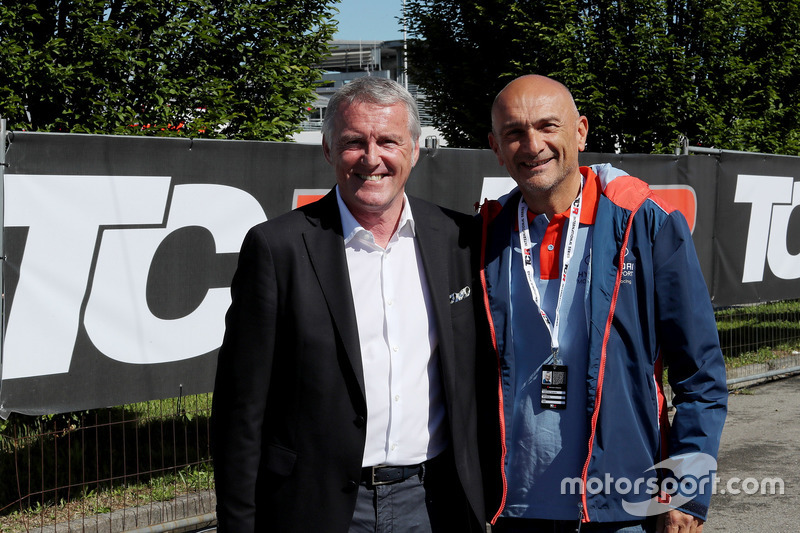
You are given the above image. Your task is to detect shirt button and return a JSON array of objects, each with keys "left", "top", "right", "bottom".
[
  {"left": 392, "top": 346, "right": 399, "bottom": 352},
  {"left": 391, "top": 443, "right": 397, "bottom": 451},
  {"left": 547, "top": 244, "right": 555, "bottom": 251},
  {"left": 387, "top": 299, "right": 393, "bottom": 306},
  {"left": 394, "top": 395, "right": 400, "bottom": 402}
]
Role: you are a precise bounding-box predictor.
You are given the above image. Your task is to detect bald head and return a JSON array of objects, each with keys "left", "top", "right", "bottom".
[
  {"left": 487, "top": 75, "right": 589, "bottom": 217},
  {"left": 491, "top": 75, "right": 580, "bottom": 134}
]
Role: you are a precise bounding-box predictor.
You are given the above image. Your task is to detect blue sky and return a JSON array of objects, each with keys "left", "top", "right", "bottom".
[{"left": 331, "top": 0, "right": 405, "bottom": 41}]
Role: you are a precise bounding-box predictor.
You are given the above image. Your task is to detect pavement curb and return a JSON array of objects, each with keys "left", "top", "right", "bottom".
[{"left": 30, "top": 490, "right": 216, "bottom": 533}]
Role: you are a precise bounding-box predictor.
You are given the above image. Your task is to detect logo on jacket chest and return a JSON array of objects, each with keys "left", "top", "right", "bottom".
[{"left": 620, "top": 248, "right": 636, "bottom": 285}]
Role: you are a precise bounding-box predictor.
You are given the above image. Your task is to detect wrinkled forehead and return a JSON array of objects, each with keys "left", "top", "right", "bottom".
[
  {"left": 492, "top": 89, "right": 577, "bottom": 129},
  {"left": 334, "top": 101, "right": 411, "bottom": 133}
]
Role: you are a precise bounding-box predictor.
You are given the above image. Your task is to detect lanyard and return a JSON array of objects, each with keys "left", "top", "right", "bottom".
[{"left": 517, "top": 187, "right": 583, "bottom": 364}]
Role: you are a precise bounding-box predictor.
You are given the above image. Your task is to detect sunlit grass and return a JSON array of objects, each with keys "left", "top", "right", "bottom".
[{"left": 0, "top": 464, "right": 214, "bottom": 532}]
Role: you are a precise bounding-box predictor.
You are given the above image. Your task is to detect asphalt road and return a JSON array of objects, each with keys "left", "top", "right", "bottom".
[{"left": 704, "top": 374, "right": 800, "bottom": 532}]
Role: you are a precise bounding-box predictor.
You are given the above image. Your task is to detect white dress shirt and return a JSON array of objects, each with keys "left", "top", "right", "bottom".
[{"left": 336, "top": 187, "right": 447, "bottom": 467}]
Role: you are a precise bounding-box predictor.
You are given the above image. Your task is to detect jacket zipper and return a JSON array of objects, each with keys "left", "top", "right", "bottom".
[
  {"left": 579, "top": 203, "right": 643, "bottom": 521},
  {"left": 480, "top": 204, "right": 509, "bottom": 525}
]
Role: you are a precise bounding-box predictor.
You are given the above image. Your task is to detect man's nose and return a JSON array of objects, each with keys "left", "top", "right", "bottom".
[
  {"left": 521, "top": 129, "right": 543, "bottom": 152},
  {"left": 361, "top": 142, "right": 380, "bottom": 166}
]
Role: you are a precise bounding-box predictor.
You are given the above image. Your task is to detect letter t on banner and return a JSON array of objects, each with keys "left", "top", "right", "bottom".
[
  {"left": 2, "top": 175, "right": 172, "bottom": 380},
  {"left": 734, "top": 174, "right": 795, "bottom": 283}
]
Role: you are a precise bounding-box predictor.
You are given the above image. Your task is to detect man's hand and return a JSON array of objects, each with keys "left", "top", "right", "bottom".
[{"left": 657, "top": 509, "right": 704, "bottom": 533}]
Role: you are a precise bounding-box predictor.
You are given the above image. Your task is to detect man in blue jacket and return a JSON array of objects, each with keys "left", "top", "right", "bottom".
[{"left": 478, "top": 75, "right": 727, "bottom": 532}]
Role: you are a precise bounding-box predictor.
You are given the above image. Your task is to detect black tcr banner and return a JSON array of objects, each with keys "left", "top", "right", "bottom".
[{"left": 1, "top": 133, "right": 798, "bottom": 416}]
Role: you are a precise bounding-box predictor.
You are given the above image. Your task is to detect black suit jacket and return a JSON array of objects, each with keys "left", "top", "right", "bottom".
[{"left": 211, "top": 190, "right": 484, "bottom": 532}]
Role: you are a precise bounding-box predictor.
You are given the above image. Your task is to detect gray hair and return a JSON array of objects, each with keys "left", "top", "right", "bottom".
[{"left": 322, "top": 77, "right": 421, "bottom": 149}]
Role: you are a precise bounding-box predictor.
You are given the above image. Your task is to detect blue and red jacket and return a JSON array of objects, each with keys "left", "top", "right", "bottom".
[{"left": 479, "top": 164, "right": 728, "bottom": 524}]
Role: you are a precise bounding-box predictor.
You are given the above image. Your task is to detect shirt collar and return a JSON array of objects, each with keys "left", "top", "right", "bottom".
[
  {"left": 546, "top": 167, "right": 601, "bottom": 225},
  {"left": 335, "top": 185, "right": 416, "bottom": 245},
  {"left": 578, "top": 166, "right": 600, "bottom": 225},
  {"left": 516, "top": 168, "right": 601, "bottom": 230}
]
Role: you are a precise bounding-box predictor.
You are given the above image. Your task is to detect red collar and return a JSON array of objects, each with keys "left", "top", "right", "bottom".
[{"left": 522, "top": 168, "right": 599, "bottom": 280}]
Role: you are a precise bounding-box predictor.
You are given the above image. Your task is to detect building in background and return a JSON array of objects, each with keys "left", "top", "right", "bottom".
[{"left": 294, "top": 40, "right": 444, "bottom": 146}]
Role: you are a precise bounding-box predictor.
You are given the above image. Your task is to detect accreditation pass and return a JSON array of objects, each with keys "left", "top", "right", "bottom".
[{"left": 541, "top": 364, "right": 568, "bottom": 410}]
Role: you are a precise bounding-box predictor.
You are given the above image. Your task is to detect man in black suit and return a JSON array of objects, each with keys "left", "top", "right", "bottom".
[{"left": 211, "top": 77, "right": 485, "bottom": 532}]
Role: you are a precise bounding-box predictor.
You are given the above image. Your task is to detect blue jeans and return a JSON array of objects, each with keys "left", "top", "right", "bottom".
[
  {"left": 349, "top": 451, "right": 478, "bottom": 532},
  {"left": 350, "top": 474, "right": 433, "bottom": 532}
]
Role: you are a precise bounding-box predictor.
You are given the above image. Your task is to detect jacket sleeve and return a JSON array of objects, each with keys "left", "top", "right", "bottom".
[
  {"left": 210, "top": 225, "right": 278, "bottom": 532},
  {"left": 652, "top": 209, "right": 728, "bottom": 520}
]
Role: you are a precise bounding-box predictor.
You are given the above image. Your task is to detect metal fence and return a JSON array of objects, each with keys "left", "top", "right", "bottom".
[
  {"left": 0, "top": 396, "right": 215, "bottom": 532},
  {"left": 1, "top": 300, "right": 799, "bottom": 532},
  {"left": 716, "top": 300, "right": 800, "bottom": 386}
]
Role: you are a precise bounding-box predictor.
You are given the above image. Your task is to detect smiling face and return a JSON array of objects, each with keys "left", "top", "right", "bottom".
[
  {"left": 488, "top": 75, "right": 588, "bottom": 216},
  {"left": 323, "top": 100, "right": 420, "bottom": 225}
]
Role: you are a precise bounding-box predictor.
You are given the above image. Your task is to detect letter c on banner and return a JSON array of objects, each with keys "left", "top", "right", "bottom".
[
  {"left": 84, "top": 184, "right": 266, "bottom": 364},
  {"left": 767, "top": 181, "right": 800, "bottom": 280}
]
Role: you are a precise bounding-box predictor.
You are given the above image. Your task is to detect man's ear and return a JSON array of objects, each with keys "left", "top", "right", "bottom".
[
  {"left": 412, "top": 140, "right": 420, "bottom": 167},
  {"left": 322, "top": 136, "right": 332, "bottom": 164},
  {"left": 577, "top": 116, "right": 589, "bottom": 152},
  {"left": 488, "top": 132, "right": 505, "bottom": 167}
]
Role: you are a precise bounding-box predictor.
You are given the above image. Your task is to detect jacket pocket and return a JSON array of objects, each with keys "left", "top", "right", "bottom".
[{"left": 263, "top": 443, "right": 297, "bottom": 476}]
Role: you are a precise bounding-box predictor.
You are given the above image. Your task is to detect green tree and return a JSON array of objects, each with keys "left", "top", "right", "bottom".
[
  {"left": 682, "top": 0, "right": 800, "bottom": 153},
  {"left": 406, "top": 0, "right": 800, "bottom": 155},
  {"left": 580, "top": 0, "right": 690, "bottom": 153},
  {"left": 0, "top": 0, "right": 337, "bottom": 140},
  {"left": 406, "top": 0, "right": 586, "bottom": 148}
]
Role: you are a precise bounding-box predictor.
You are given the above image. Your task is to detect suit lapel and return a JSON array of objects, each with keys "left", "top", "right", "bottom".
[
  {"left": 409, "top": 198, "right": 458, "bottom": 401},
  {"left": 303, "top": 191, "right": 366, "bottom": 405}
]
